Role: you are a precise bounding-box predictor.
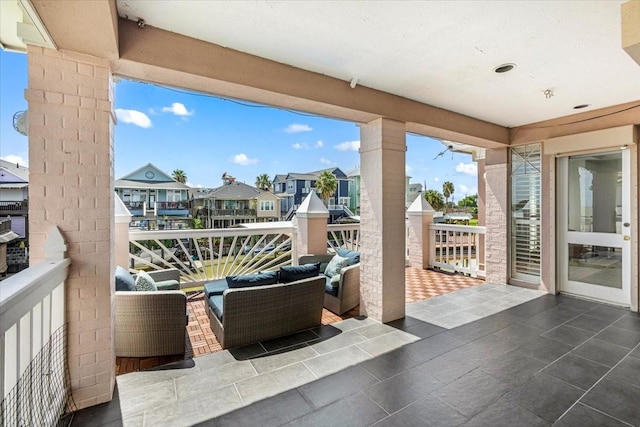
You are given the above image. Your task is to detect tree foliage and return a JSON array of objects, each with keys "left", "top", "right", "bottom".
[
  {"left": 315, "top": 171, "right": 338, "bottom": 204},
  {"left": 458, "top": 194, "right": 478, "bottom": 215},
  {"left": 255, "top": 173, "right": 272, "bottom": 191},
  {"left": 442, "top": 181, "right": 455, "bottom": 210},
  {"left": 172, "top": 169, "right": 187, "bottom": 184},
  {"left": 424, "top": 189, "right": 445, "bottom": 212}
]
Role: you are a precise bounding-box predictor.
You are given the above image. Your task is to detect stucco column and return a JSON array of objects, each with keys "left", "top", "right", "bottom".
[
  {"left": 295, "top": 192, "right": 329, "bottom": 257},
  {"left": 407, "top": 194, "right": 435, "bottom": 269},
  {"left": 359, "top": 118, "right": 406, "bottom": 323},
  {"left": 26, "top": 47, "right": 115, "bottom": 409},
  {"left": 484, "top": 149, "right": 509, "bottom": 284}
]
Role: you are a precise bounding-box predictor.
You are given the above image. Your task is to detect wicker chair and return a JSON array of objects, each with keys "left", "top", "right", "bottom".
[
  {"left": 115, "top": 268, "right": 187, "bottom": 357},
  {"left": 299, "top": 254, "right": 360, "bottom": 315}
]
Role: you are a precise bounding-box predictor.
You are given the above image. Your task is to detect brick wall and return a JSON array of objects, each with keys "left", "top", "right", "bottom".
[
  {"left": 484, "top": 149, "right": 508, "bottom": 284},
  {"left": 26, "top": 47, "right": 115, "bottom": 409}
]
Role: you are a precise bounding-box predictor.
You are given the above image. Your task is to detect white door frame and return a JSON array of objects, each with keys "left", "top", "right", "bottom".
[{"left": 557, "top": 149, "right": 631, "bottom": 306}]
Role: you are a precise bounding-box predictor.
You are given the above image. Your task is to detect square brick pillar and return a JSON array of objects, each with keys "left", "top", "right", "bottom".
[
  {"left": 406, "top": 194, "right": 435, "bottom": 269},
  {"left": 295, "top": 192, "right": 329, "bottom": 257},
  {"left": 484, "top": 149, "right": 509, "bottom": 284},
  {"left": 477, "top": 159, "right": 486, "bottom": 271},
  {"left": 26, "top": 47, "right": 115, "bottom": 409},
  {"left": 359, "top": 118, "right": 406, "bottom": 322}
]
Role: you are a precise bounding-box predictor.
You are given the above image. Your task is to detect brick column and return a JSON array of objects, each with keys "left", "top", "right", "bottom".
[
  {"left": 359, "top": 118, "right": 406, "bottom": 323},
  {"left": 26, "top": 47, "right": 115, "bottom": 409},
  {"left": 295, "top": 192, "right": 329, "bottom": 257},
  {"left": 406, "top": 194, "right": 434, "bottom": 269},
  {"left": 484, "top": 149, "right": 509, "bottom": 284}
]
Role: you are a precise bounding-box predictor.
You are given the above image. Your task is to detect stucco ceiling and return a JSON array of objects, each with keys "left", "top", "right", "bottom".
[{"left": 116, "top": 1, "right": 640, "bottom": 128}]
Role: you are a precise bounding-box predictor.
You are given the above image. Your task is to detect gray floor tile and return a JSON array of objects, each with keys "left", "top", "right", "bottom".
[
  {"left": 581, "top": 378, "right": 640, "bottom": 426},
  {"left": 504, "top": 373, "right": 583, "bottom": 423},
  {"left": 331, "top": 316, "right": 377, "bottom": 332},
  {"left": 260, "top": 329, "right": 319, "bottom": 352},
  {"left": 373, "top": 394, "right": 468, "bottom": 427},
  {"left": 520, "top": 313, "right": 569, "bottom": 332},
  {"left": 117, "top": 378, "right": 177, "bottom": 419},
  {"left": 586, "top": 304, "right": 629, "bottom": 322},
  {"left": 595, "top": 326, "right": 640, "bottom": 349},
  {"left": 417, "top": 301, "right": 467, "bottom": 318},
  {"left": 352, "top": 322, "right": 398, "bottom": 339},
  {"left": 554, "top": 403, "right": 628, "bottom": 427},
  {"left": 542, "top": 354, "right": 609, "bottom": 390},
  {"left": 176, "top": 360, "right": 257, "bottom": 398},
  {"left": 303, "top": 345, "right": 371, "bottom": 377},
  {"left": 631, "top": 345, "right": 640, "bottom": 358},
  {"left": 541, "top": 324, "right": 594, "bottom": 347},
  {"left": 462, "top": 398, "right": 549, "bottom": 427},
  {"left": 227, "top": 342, "right": 267, "bottom": 360},
  {"left": 249, "top": 344, "right": 318, "bottom": 374},
  {"left": 194, "top": 350, "right": 238, "bottom": 372},
  {"left": 464, "top": 334, "right": 520, "bottom": 360},
  {"left": 430, "top": 311, "right": 482, "bottom": 329},
  {"left": 606, "top": 355, "right": 640, "bottom": 387},
  {"left": 211, "top": 389, "right": 313, "bottom": 427},
  {"left": 515, "top": 336, "right": 574, "bottom": 364},
  {"left": 309, "top": 330, "right": 367, "bottom": 354},
  {"left": 235, "top": 362, "right": 316, "bottom": 404},
  {"left": 492, "top": 323, "right": 544, "bottom": 345},
  {"left": 310, "top": 324, "right": 342, "bottom": 340},
  {"left": 481, "top": 351, "right": 547, "bottom": 387},
  {"left": 356, "top": 329, "right": 420, "bottom": 357},
  {"left": 298, "top": 366, "right": 379, "bottom": 409},
  {"left": 402, "top": 321, "right": 447, "bottom": 339},
  {"left": 570, "top": 338, "right": 630, "bottom": 368},
  {"left": 419, "top": 347, "right": 483, "bottom": 384},
  {"left": 566, "top": 314, "right": 615, "bottom": 333},
  {"left": 611, "top": 314, "right": 640, "bottom": 333},
  {"left": 284, "top": 392, "right": 388, "bottom": 427},
  {"left": 432, "top": 369, "right": 513, "bottom": 418},
  {"left": 365, "top": 366, "right": 444, "bottom": 413}
]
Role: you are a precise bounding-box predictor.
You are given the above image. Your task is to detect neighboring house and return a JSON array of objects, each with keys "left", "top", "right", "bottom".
[
  {"left": 274, "top": 168, "right": 352, "bottom": 222},
  {"left": 346, "top": 166, "right": 422, "bottom": 213},
  {"left": 194, "top": 181, "right": 280, "bottom": 228},
  {"left": 0, "top": 159, "right": 28, "bottom": 238},
  {"left": 115, "top": 163, "right": 191, "bottom": 224},
  {"left": 407, "top": 182, "right": 423, "bottom": 207}
]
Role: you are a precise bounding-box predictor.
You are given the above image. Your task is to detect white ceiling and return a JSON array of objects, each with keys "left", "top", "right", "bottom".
[{"left": 117, "top": 1, "right": 637, "bottom": 127}]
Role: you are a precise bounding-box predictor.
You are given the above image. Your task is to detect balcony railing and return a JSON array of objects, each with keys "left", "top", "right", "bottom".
[
  {"left": 156, "top": 201, "right": 189, "bottom": 210},
  {"left": 0, "top": 201, "right": 27, "bottom": 214},
  {"left": 0, "top": 227, "right": 70, "bottom": 424},
  {"left": 327, "top": 224, "right": 360, "bottom": 253},
  {"left": 205, "top": 208, "right": 256, "bottom": 217},
  {"left": 429, "top": 223, "right": 486, "bottom": 278},
  {"left": 128, "top": 224, "right": 296, "bottom": 286}
]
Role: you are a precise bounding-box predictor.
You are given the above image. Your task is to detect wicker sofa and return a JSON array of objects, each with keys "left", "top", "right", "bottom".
[
  {"left": 115, "top": 268, "right": 187, "bottom": 357},
  {"left": 206, "top": 275, "right": 325, "bottom": 349},
  {"left": 300, "top": 253, "right": 360, "bottom": 315}
]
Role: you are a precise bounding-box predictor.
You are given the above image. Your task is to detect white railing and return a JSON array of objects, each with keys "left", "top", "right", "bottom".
[
  {"left": 1, "top": 227, "right": 69, "bottom": 423},
  {"left": 327, "top": 224, "right": 360, "bottom": 253},
  {"left": 429, "top": 224, "right": 486, "bottom": 278},
  {"left": 128, "top": 224, "right": 296, "bottom": 286}
]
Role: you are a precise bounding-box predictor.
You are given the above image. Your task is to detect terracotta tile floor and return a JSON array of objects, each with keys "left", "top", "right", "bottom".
[{"left": 115, "top": 267, "right": 482, "bottom": 375}]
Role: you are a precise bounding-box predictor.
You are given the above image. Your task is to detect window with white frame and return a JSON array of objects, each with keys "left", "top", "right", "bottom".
[
  {"left": 260, "top": 200, "right": 275, "bottom": 211},
  {"left": 166, "top": 190, "right": 182, "bottom": 202}
]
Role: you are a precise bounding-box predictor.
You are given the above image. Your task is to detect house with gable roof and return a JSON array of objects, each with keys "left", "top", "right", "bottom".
[
  {"left": 0, "top": 159, "right": 29, "bottom": 238},
  {"left": 115, "top": 163, "right": 191, "bottom": 222}
]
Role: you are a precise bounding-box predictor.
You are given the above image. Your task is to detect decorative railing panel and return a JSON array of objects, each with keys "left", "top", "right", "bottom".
[
  {"left": 429, "top": 224, "right": 486, "bottom": 278},
  {"left": 129, "top": 224, "right": 296, "bottom": 286},
  {"left": 327, "top": 224, "right": 360, "bottom": 253}
]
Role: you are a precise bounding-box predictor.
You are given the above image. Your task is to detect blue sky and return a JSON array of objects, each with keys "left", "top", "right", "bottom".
[{"left": 0, "top": 49, "right": 479, "bottom": 200}]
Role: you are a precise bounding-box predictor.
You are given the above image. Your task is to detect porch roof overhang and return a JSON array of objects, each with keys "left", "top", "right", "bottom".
[{"left": 12, "top": 0, "right": 640, "bottom": 148}]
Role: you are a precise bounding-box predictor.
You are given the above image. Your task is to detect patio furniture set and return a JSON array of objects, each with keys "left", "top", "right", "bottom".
[{"left": 113, "top": 249, "right": 361, "bottom": 356}]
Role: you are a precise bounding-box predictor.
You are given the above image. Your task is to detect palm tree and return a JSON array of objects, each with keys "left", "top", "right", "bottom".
[
  {"left": 314, "top": 170, "right": 338, "bottom": 205},
  {"left": 442, "top": 181, "right": 455, "bottom": 211},
  {"left": 255, "top": 173, "right": 272, "bottom": 191},
  {"left": 172, "top": 169, "right": 187, "bottom": 184},
  {"left": 424, "top": 189, "right": 445, "bottom": 212}
]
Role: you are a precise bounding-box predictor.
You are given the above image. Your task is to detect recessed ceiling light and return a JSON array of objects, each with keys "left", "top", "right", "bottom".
[
  {"left": 493, "top": 63, "right": 516, "bottom": 73},
  {"left": 573, "top": 104, "right": 590, "bottom": 109}
]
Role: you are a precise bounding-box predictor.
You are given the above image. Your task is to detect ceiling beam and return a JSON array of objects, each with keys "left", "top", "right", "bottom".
[
  {"left": 31, "top": 0, "right": 119, "bottom": 60},
  {"left": 114, "top": 19, "right": 509, "bottom": 149}
]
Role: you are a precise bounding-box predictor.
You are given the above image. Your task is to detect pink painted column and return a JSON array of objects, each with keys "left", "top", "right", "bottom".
[
  {"left": 359, "top": 118, "right": 407, "bottom": 323},
  {"left": 484, "top": 149, "right": 509, "bottom": 284},
  {"left": 26, "top": 46, "right": 115, "bottom": 409},
  {"left": 407, "top": 194, "right": 435, "bottom": 269},
  {"left": 295, "top": 192, "right": 329, "bottom": 257}
]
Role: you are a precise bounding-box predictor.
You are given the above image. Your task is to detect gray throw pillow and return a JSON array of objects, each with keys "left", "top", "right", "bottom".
[
  {"left": 115, "top": 266, "right": 135, "bottom": 291},
  {"left": 135, "top": 270, "right": 158, "bottom": 291},
  {"left": 324, "top": 255, "right": 349, "bottom": 278}
]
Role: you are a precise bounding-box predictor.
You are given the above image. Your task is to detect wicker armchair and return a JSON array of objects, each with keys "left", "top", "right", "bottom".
[
  {"left": 115, "top": 267, "right": 187, "bottom": 357},
  {"left": 299, "top": 254, "right": 360, "bottom": 315}
]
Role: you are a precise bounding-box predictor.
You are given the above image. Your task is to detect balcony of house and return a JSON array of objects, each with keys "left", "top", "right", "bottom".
[
  {"left": 0, "top": 200, "right": 28, "bottom": 216},
  {"left": 154, "top": 201, "right": 190, "bottom": 217},
  {"left": 122, "top": 201, "right": 146, "bottom": 217},
  {"left": 203, "top": 208, "right": 257, "bottom": 218}
]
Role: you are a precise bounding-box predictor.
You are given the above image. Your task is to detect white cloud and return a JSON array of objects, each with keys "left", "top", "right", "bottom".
[
  {"left": 1, "top": 154, "right": 28, "bottom": 166},
  {"left": 455, "top": 162, "right": 478, "bottom": 176},
  {"left": 320, "top": 157, "right": 334, "bottom": 165},
  {"left": 457, "top": 184, "right": 478, "bottom": 195},
  {"left": 115, "top": 109, "right": 152, "bottom": 128},
  {"left": 161, "top": 102, "right": 193, "bottom": 116},
  {"left": 284, "top": 124, "right": 312, "bottom": 133},
  {"left": 335, "top": 140, "right": 360, "bottom": 152},
  {"left": 186, "top": 182, "right": 204, "bottom": 188},
  {"left": 292, "top": 142, "right": 308, "bottom": 150},
  {"left": 231, "top": 153, "right": 258, "bottom": 166},
  {"left": 433, "top": 177, "right": 440, "bottom": 182},
  {"left": 406, "top": 165, "right": 413, "bottom": 174},
  {"left": 315, "top": 140, "right": 324, "bottom": 148}
]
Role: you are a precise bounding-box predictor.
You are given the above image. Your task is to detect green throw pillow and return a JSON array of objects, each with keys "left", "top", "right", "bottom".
[
  {"left": 135, "top": 270, "right": 158, "bottom": 292},
  {"left": 324, "top": 255, "right": 349, "bottom": 278}
]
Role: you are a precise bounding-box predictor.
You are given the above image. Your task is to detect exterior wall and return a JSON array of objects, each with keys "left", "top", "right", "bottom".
[
  {"left": 484, "top": 148, "right": 509, "bottom": 284},
  {"left": 0, "top": 188, "right": 24, "bottom": 201},
  {"left": 26, "top": 46, "right": 115, "bottom": 409},
  {"left": 256, "top": 193, "right": 280, "bottom": 219},
  {"left": 359, "top": 118, "right": 406, "bottom": 322},
  {"left": 540, "top": 150, "right": 556, "bottom": 293}
]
